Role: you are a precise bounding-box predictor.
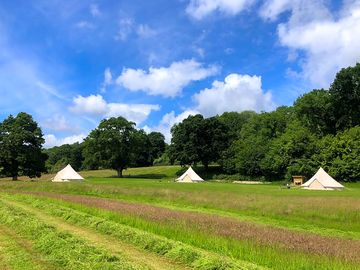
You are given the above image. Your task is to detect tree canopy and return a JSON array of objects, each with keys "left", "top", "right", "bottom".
[
  {"left": 83, "top": 117, "right": 137, "bottom": 177},
  {"left": 329, "top": 63, "right": 360, "bottom": 131},
  {"left": 82, "top": 117, "right": 166, "bottom": 177},
  {"left": 168, "top": 63, "right": 360, "bottom": 182},
  {"left": 169, "top": 114, "right": 229, "bottom": 168},
  {"left": 0, "top": 112, "right": 47, "bottom": 180},
  {"left": 44, "top": 143, "right": 84, "bottom": 172}
]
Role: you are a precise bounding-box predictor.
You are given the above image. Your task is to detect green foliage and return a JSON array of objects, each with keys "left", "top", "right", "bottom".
[
  {"left": 147, "top": 132, "right": 166, "bottom": 161},
  {"left": 313, "top": 126, "right": 360, "bottom": 182},
  {"left": 82, "top": 117, "right": 166, "bottom": 175},
  {"left": 167, "top": 64, "right": 360, "bottom": 181},
  {"left": 294, "top": 89, "right": 335, "bottom": 135},
  {"left": 153, "top": 145, "right": 173, "bottom": 166},
  {"left": 131, "top": 129, "right": 152, "bottom": 167},
  {"left": 329, "top": 63, "right": 360, "bottom": 130},
  {"left": 131, "top": 130, "right": 166, "bottom": 167},
  {"left": 170, "top": 115, "right": 230, "bottom": 168},
  {"left": 261, "top": 120, "right": 317, "bottom": 180},
  {"left": 229, "top": 107, "right": 293, "bottom": 177},
  {"left": 169, "top": 114, "right": 205, "bottom": 166},
  {"left": 0, "top": 112, "right": 47, "bottom": 180},
  {"left": 218, "top": 111, "right": 256, "bottom": 142},
  {"left": 83, "top": 117, "right": 137, "bottom": 177},
  {"left": 44, "top": 142, "right": 84, "bottom": 172}
]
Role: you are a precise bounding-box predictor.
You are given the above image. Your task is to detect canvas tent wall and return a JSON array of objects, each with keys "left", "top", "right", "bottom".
[
  {"left": 176, "top": 167, "right": 204, "bottom": 183},
  {"left": 52, "top": 164, "right": 84, "bottom": 182},
  {"left": 301, "top": 167, "right": 344, "bottom": 190}
]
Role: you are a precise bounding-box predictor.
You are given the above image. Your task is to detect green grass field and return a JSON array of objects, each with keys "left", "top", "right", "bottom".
[{"left": 0, "top": 166, "right": 359, "bottom": 269}]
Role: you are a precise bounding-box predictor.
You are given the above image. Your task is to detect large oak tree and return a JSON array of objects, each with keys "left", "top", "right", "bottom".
[
  {"left": 83, "top": 116, "right": 137, "bottom": 177},
  {"left": 0, "top": 112, "right": 47, "bottom": 180}
]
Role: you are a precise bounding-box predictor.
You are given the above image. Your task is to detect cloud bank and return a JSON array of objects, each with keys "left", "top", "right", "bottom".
[
  {"left": 193, "top": 73, "right": 274, "bottom": 116},
  {"left": 70, "top": 94, "right": 160, "bottom": 125},
  {"left": 116, "top": 60, "right": 219, "bottom": 97}
]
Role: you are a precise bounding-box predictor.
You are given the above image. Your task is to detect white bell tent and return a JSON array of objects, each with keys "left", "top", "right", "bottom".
[
  {"left": 176, "top": 167, "right": 204, "bottom": 183},
  {"left": 52, "top": 164, "right": 84, "bottom": 182},
  {"left": 301, "top": 167, "right": 344, "bottom": 190}
]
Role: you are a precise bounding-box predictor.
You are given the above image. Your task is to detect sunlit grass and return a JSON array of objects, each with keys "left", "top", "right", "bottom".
[{"left": 1, "top": 166, "right": 360, "bottom": 269}]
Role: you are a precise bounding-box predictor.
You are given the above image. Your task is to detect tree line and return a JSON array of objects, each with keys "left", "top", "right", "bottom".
[
  {"left": 169, "top": 63, "right": 360, "bottom": 182},
  {"left": 0, "top": 115, "right": 166, "bottom": 179},
  {"left": 44, "top": 118, "right": 166, "bottom": 177},
  {"left": 1, "top": 63, "right": 359, "bottom": 181}
]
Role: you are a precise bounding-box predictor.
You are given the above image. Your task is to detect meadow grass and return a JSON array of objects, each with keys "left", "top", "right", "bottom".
[
  {"left": 1, "top": 193, "right": 264, "bottom": 270},
  {"left": 0, "top": 200, "right": 145, "bottom": 270},
  {"left": 1, "top": 176, "right": 359, "bottom": 239},
  {"left": 1, "top": 166, "right": 359, "bottom": 269},
  {"left": 3, "top": 193, "right": 359, "bottom": 270}
]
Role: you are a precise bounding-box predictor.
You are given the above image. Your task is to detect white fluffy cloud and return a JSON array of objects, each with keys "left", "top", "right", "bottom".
[
  {"left": 261, "top": 0, "right": 360, "bottom": 88},
  {"left": 193, "top": 73, "right": 274, "bottom": 116},
  {"left": 143, "top": 109, "right": 199, "bottom": 143},
  {"left": 186, "top": 0, "right": 255, "bottom": 19},
  {"left": 44, "top": 134, "right": 86, "bottom": 148},
  {"left": 69, "top": 94, "right": 160, "bottom": 124},
  {"left": 42, "top": 114, "right": 73, "bottom": 132},
  {"left": 106, "top": 103, "right": 160, "bottom": 123},
  {"left": 116, "top": 60, "right": 219, "bottom": 97},
  {"left": 259, "top": 0, "right": 331, "bottom": 22},
  {"left": 143, "top": 73, "right": 274, "bottom": 142},
  {"left": 70, "top": 94, "right": 108, "bottom": 115}
]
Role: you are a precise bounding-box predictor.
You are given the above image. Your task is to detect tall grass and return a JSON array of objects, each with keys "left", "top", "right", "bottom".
[
  {"left": 1, "top": 178, "right": 359, "bottom": 238},
  {"left": 4, "top": 193, "right": 359, "bottom": 270},
  {"left": 1, "top": 194, "right": 263, "bottom": 270},
  {"left": 0, "top": 201, "right": 144, "bottom": 270}
]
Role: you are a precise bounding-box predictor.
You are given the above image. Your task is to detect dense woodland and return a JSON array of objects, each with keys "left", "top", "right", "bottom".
[{"left": 1, "top": 63, "right": 360, "bottom": 181}]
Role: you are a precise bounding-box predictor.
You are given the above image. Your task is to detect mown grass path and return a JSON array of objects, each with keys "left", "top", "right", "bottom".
[
  {"left": 1, "top": 193, "right": 265, "bottom": 270},
  {"left": 19, "top": 191, "right": 360, "bottom": 264},
  {"left": 1, "top": 198, "right": 186, "bottom": 270},
  {"left": 4, "top": 192, "right": 360, "bottom": 269},
  {"left": 0, "top": 225, "right": 59, "bottom": 270}
]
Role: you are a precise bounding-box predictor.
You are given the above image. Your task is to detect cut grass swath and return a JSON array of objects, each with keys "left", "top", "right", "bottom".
[
  {"left": 0, "top": 226, "right": 45, "bottom": 270},
  {"left": 0, "top": 201, "right": 145, "bottom": 270},
  {"left": 0, "top": 193, "right": 265, "bottom": 270},
  {"left": 4, "top": 193, "right": 359, "bottom": 270}
]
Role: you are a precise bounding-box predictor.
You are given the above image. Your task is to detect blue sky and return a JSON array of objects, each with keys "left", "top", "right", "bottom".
[{"left": 0, "top": 0, "right": 359, "bottom": 147}]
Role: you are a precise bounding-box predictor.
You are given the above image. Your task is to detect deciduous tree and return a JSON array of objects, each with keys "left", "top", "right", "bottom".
[
  {"left": 83, "top": 117, "right": 136, "bottom": 177},
  {"left": 0, "top": 112, "right": 47, "bottom": 180}
]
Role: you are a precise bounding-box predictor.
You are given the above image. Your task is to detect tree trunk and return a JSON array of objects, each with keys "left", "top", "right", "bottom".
[
  {"left": 12, "top": 175, "right": 18, "bottom": 181},
  {"left": 117, "top": 168, "right": 123, "bottom": 178},
  {"left": 203, "top": 161, "right": 209, "bottom": 171}
]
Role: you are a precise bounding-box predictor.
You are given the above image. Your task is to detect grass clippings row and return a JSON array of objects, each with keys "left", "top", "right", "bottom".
[
  {"left": 2, "top": 193, "right": 265, "bottom": 270},
  {"left": 0, "top": 225, "right": 48, "bottom": 270},
  {"left": 0, "top": 201, "right": 145, "bottom": 270},
  {"left": 24, "top": 191, "right": 360, "bottom": 264}
]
